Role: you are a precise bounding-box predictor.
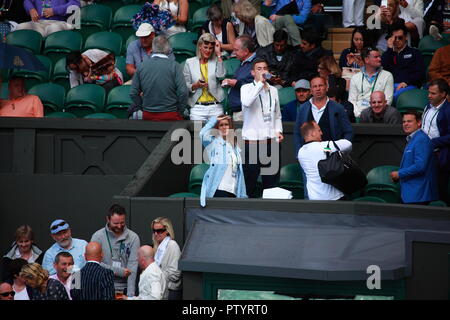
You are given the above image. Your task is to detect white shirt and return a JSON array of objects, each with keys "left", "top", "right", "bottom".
[
  {"left": 240, "top": 81, "right": 283, "bottom": 141},
  {"left": 422, "top": 100, "right": 445, "bottom": 139},
  {"left": 217, "top": 142, "right": 239, "bottom": 195},
  {"left": 13, "top": 286, "right": 29, "bottom": 300},
  {"left": 310, "top": 97, "right": 330, "bottom": 123},
  {"left": 128, "top": 262, "right": 166, "bottom": 300},
  {"left": 298, "top": 139, "right": 352, "bottom": 200}
]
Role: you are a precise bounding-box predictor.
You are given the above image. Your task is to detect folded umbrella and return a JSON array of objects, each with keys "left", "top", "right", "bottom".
[{"left": 0, "top": 42, "right": 46, "bottom": 71}]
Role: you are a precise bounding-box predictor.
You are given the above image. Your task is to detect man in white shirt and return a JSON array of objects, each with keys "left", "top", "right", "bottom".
[
  {"left": 49, "top": 252, "right": 74, "bottom": 299},
  {"left": 298, "top": 120, "right": 352, "bottom": 200},
  {"left": 240, "top": 58, "right": 284, "bottom": 197},
  {"left": 124, "top": 245, "right": 166, "bottom": 300}
]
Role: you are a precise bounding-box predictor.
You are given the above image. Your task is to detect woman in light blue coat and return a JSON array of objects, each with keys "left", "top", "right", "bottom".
[{"left": 199, "top": 115, "right": 247, "bottom": 207}]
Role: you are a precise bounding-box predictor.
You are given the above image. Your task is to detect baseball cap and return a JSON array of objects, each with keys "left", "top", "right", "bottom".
[
  {"left": 294, "top": 79, "right": 310, "bottom": 90},
  {"left": 135, "top": 23, "right": 155, "bottom": 37},
  {"left": 50, "top": 219, "right": 69, "bottom": 234}
]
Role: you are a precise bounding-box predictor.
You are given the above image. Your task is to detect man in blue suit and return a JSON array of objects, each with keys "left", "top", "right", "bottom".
[
  {"left": 422, "top": 79, "right": 450, "bottom": 205},
  {"left": 390, "top": 110, "right": 438, "bottom": 205}
]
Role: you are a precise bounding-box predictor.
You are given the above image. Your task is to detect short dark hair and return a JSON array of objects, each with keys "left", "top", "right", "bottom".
[
  {"left": 361, "top": 46, "right": 379, "bottom": 60},
  {"left": 402, "top": 109, "right": 422, "bottom": 122},
  {"left": 54, "top": 252, "right": 73, "bottom": 264},
  {"left": 302, "top": 31, "right": 321, "bottom": 47},
  {"left": 300, "top": 120, "right": 317, "bottom": 138},
  {"left": 251, "top": 58, "right": 268, "bottom": 70},
  {"left": 66, "top": 51, "right": 82, "bottom": 68},
  {"left": 108, "top": 204, "right": 126, "bottom": 218},
  {"left": 273, "top": 29, "right": 288, "bottom": 42},
  {"left": 236, "top": 34, "right": 256, "bottom": 53},
  {"left": 391, "top": 23, "right": 408, "bottom": 36},
  {"left": 10, "top": 258, "right": 28, "bottom": 278},
  {"left": 429, "top": 78, "right": 450, "bottom": 95}
]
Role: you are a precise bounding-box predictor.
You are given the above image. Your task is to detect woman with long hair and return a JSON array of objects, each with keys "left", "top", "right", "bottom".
[{"left": 339, "top": 26, "right": 367, "bottom": 69}]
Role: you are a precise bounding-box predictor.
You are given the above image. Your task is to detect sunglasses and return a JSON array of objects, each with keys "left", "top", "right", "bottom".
[
  {"left": 0, "top": 291, "right": 15, "bottom": 297},
  {"left": 51, "top": 221, "right": 67, "bottom": 231},
  {"left": 152, "top": 228, "right": 167, "bottom": 234}
]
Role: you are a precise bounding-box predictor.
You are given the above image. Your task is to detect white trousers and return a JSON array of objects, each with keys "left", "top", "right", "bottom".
[
  {"left": 16, "top": 20, "right": 74, "bottom": 37},
  {"left": 342, "top": 0, "right": 366, "bottom": 27},
  {"left": 189, "top": 103, "right": 223, "bottom": 121}
]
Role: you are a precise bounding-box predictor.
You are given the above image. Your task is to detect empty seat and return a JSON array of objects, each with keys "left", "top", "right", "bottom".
[
  {"left": 11, "top": 55, "right": 52, "bottom": 90},
  {"left": 65, "top": 84, "right": 106, "bottom": 118},
  {"left": 223, "top": 58, "right": 240, "bottom": 78},
  {"left": 188, "top": 163, "right": 209, "bottom": 195},
  {"left": 168, "top": 32, "right": 197, "bottom": 63},
  {"left": 80, "top": 4, "right": 113, "bottom": 40},
  {"left": 52, "top": 57, "right": 71, "bottom": 92},
  {"left": 189, "top": 6, "right": 209, "bottom": 34},
  {"left": 43, "top": 30, "right": 83, "bottom": 65},
  {"left": 364, "top": 165, "right": 400, "bottom": 203},
  {"left": 418, "top": 35, "right": 449, "bottom": 54},
  {"left": 6, "top": 29, "right": 43, "bottom": 54},
  {"left": 396, "top": 89, "right": 428, "bottom": 113},
  {"left": 115, "top": 55, "right": 130, "bottom": 83},
  {"left": 84, "top": 31, "right": 123, "bottom": 57},
  {"left": 278, "top": 86, "right": 296, "bottom": 108},
  {"left": 28, "top": 83, "right": 66, "bottom": 115},
  {"left": 278, "top": 163, "right": 304, "bottom": 199},
  {"left": 105, "top": 84, "right": 132, "bottom": 119},
  {"left": 46, "top": 111, "right": 77, "bottom": 118},
  {"left": 112, "top": 4, "right": 142, "bottom": 42}
]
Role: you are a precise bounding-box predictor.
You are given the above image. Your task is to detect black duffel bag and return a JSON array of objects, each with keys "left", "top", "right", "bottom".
[{"left": 318, "top": 141, "right": 367, "bottom": 195}]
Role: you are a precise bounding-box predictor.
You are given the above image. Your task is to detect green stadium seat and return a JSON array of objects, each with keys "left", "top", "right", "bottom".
[
  {"left": 418, "top": 35, "right": 449, "bottom": 54},
  {"left": 353, "top": 196, "right": 387, "bottom": 203},
  {"left": 115, "top": 56, "right": 130, "bottom": 83},
  {"left": 11, "top": 55, "right": 52, "bottom": 90},
  {"left": 1, "top": 68, "right": 10, "bottom": 82},
  {"left": 223, "top": 58, "right": 240, "bottom": 78},
  {"left": 188, "top": 163, "right": 209, "bottom": 195},
  {"left": 84, "top": 113, "right": 117, "bottom": 119},
  {"left": 28, "top": 83, "right": 66, "bottom": 115},
  {"left": 190, "top": 6, "right": 209, "bottom": 34},
  {"left": 6, "top": 29, "right": 43, "bottom": 54},
  {"left": 1, "top": 81, "right": 8, "bottom": 99},
  {"left": 112, "top": 5, "right": 142, "bottom": 42},
  {"left": 97, "top": 0, "right": 124, "bottom": 14},
  {"left": 169, "top": 192, "right": 200, "bottom": 198},
  {"left": 123, "top": 34, "right": 138, "bottom": 55},
  {"left": 278, "top": 86, "right": 295, "bottom": 108},
  {"left": 45, "top": 111, "right": 77, "bottom": 118},
  {"left": 188, "top": 0, "right": 204, "bottom": 26},
  {"left": 278, "top": 163, "right": 304, "bottom": 199},
  {"left": 84, "top": 31, "right": 123, "bottom": 57},
  {"left": 396, "top": 89, "right": 428, "bottom": 113},
  {"left": 364, "top": 165, "right": 400, "bottom": 203},
  {"left": 43, "top": 31, "right": 83, "bottom": 66},
  {"left": 52, "top": 57, "right": 71, "bottom": 92},
  {"left": 80, "top": 4, "right": 113, "bottom": 40},
  {"left": 429, "top": 200, "right": 447, "bottom": 207},
  {"left": 105, "top": 84, "right": 132, "bottom": 119},
  {"left": 169, "top": 32, "right": 197, "bottom": 63},
  {"left": 65, "top": 84, "right": 106, "bottom": 118}
]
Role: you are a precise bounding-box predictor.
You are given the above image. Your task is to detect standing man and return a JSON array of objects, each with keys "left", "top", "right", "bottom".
[
  {"left": 122, "top": 245, "right": 166, "bottom": 300},
  {"left": 42, "top": 219, "right": 87, "bottom": 276},
  {"left": 390, "top": 110, "right": 438, "bottom": 204},
  {"left": 130, "top": 35, "right": 188, "bottom": 121},
  {"left": 70, "top": 242, "right": 115, "bottom": 300},
  {"left": 360, "top": 91, "right": 402, "bottom": 124},
  {"left": 349, "top": 47, "right": 394, "bottom": 118},
  {"left": 49, "top": 252, "right": 74, "bottom": 299},
  {"left": 282, "top": 79, "right": 311, "bottom": 121},
  {"left": 240, "top": 58, "right": 284, "bottom": 197},
  {"left": 421, "top": 78, "right": 450, "bottom": 204},
  {"left": 91, "top": 204, "right": 140, "bottom": 298},
  {"left": 222, "top": 35, "right": 257, "bottom": 122}
]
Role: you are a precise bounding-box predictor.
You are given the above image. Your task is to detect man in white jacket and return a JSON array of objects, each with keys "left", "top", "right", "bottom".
[
  {"left": 348, "top": 47, "right": 394, "bottom": 118},
  {"left": 124, "top": 246, "right": 166, "bottom": 300}
]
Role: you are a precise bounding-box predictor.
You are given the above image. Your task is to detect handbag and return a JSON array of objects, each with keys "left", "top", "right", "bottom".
[{"left": 317, "top": 141, "right": 367, "bottom": 195}]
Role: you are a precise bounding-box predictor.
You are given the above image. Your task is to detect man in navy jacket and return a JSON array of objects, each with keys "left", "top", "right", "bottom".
[
  {"left": 390, "top": 111, "right": 438, "bottom": 204},
  {"left": 381, "top": 24, "right": 426, "bottom": 102}
]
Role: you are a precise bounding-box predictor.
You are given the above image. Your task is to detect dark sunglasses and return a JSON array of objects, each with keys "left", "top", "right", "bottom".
[
  {"left": 0, "top": 291, "right": 15, "bottom": 297},
  {"left": 152, "top": 228, "right": 167, "bottom": 234},
  {"left": 51, "top": 221, "right": 67, "bottom": 231}
]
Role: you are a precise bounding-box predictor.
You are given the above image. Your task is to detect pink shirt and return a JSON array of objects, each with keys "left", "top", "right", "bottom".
[{"left": 0, "top": 95, "right": 44, "bottom": 118}]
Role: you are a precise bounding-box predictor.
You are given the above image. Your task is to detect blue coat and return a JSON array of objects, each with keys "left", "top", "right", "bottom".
[
  {"left": 293, "top": 99, "right": 354, "bottom": 156},
  {"left": 399, "top": 130, "right": 438, "bottom": 203},
  {"left": 424, "top": 100, "right": 450, "bottom": 172},
  {"left": 199, "top": 117, "right": 247, "bottom": 207}
]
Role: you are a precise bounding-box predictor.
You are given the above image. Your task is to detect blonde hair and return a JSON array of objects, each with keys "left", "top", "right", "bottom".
[
  {"left": 151, "top": 217, "right": 175, "bottom": 250},
  {"left": 233, "top": 0, "right": 258, "bottom": 23},
  {"left": 197, "top": 33, "right": 217, "bottom": 60},
  {"left": 20, "top": 263, "right": 49, "bottom": 293},
  {"left": 318, "top": 56, "right": 342, "bottom": 78}
]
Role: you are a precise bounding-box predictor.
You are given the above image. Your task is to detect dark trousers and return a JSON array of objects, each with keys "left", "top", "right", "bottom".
[
  {"left": 437, "top": 169, "right": 450, "bottom": 205},
  {"left": 214, "top": 190, "right": 236, "bottom": 198},
  {"left": 243, "top": 140, "right": 280, "bottom": 198}
]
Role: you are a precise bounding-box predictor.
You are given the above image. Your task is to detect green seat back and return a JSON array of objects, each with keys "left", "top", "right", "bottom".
[
  {"left": 106, "top": 84, "right": 132, "bottom": 119},
  {"left": 223, "top": 58, "right": 240, "bottom": 78},
  {"left": 80, "top": 4, "right": 113, "bottom": 40},
  {"left": 123, "top": 34, "right": 138, "bottom": 55},
  {"left": 364, "top": 187, "right": 400, "bottom": 203},
  {"left": 418, "top": 35, "right": 449, "bottom": 54},
  {"left": 52, "top": 57, "right": 70, "bottom": 92},
  {"left": 112, "top": 5, "right": 142, "bottom": 42},
  {"left": 278, "top": 86, "right": 296, "bottom": 107},
  {"left": 353, "top": 196, "right": 387, "bottom": 203},
  {"left": 65, "top": 84, "right": 106, "bottom": 117},
  {"left": 169, "top": 192, "right": 200, "bottom": 198},
  {"left": 1, "top": 81, "right": 8, "bottom": 99},
  {"left": 429, "top": 200, "right": 447, "bottom": 207},
  {"left": 84, "top": 113, "right": 117, "bottom": 119},
  {"left": 396, "top": 89, "right": 428, "bottom": 113},
  {"left": 169, "top": 32, "right": 197, "bottom": 55},
  {"left": 12, "top": 55, "right": 52, "bottom": 90},
  {"left": 84, "top": 31, "right": 123, "bottom": 57},
  {"left": 28, "top": 83, "right": 66, "bottom": 114},
  {"left": 115, "top": 56, "right": 130, "bottom": 83},
  {"left": 46, "top": 111, "right": 77, "bottom": 118},
  {"left": 190, "top": 6, "right": 209, "bottom": 33},
  {"left": 278, "top": 163, "right": 304, "bottom": 199},
  {"left": 43, "top": 31, "right": 83, "bottom": 65},
  {"left": 6, "top": 29, "right": 43, "bottom": 54},
  {"left": 366, "top": 165, "right": 400, "bottom": 188},
  {"left": 188, "top": 163, "right": 209, "bottom": 194}
]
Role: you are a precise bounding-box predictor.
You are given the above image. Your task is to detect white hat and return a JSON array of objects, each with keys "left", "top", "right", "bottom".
[{"left": 136, "top": 23, "right": 155, "bottom": 37}]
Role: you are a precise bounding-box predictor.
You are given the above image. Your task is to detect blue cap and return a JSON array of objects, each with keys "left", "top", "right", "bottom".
[
  {"left": 50, "top": 219, "right": 69, "bottom": 234},
  {"left": 294, "top": 79, "right": 310, "bottom": 90}
]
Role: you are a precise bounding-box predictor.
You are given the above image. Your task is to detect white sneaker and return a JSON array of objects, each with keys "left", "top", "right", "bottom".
[{"left": 429, "top": 25, "right": 443, "bottom": 41}]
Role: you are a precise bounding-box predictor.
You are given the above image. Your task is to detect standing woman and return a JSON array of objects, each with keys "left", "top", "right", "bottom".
[
  {"left": 184, "top": 33, "right": 226, "bottom": 121},
  {"left": 339, "top": 27, "right": 367, "bottom": 69},
  {"left": 151, "top": 217, "right": 182, "bottom": 300},
  {"left": 153, "top": 0, "right": 188, "bottom": 37},
  {"left": 199, "top": 4, "right": 236, "bottom": 53},
  {"left": 199, "top": 115, "right": 247, "bottom": 207},
  {"left": 20, "top": 263, "right": 69, "bottom": 300}
]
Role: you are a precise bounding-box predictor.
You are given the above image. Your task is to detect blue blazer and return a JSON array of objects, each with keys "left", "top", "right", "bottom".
[
  {"left": 424, "top": 100, "right": 450, "bottom": 172},
  {"left": 199, "top": 117, "right": 247, "bottom": 207},
  {"left": 399, "top": 130, "right": 438, "bottom": 203},
  {"left": 293, "top": 99, "right": 354, "bottom": 156}
]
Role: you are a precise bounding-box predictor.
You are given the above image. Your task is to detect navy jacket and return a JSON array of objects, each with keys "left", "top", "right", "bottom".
[
  {"left": 399, "top": 130, "right": 438, "bottom": 203},
  {"left": 381, "top": 46, "right": 425, "bottom": 87},
  {"left": 71, "top": 262, "right": 115, "bottom": 300},
  {"left": 424, "top": 100, "right": 450, "bottom": 172},
  {"left": 282, "top": 99, "right": 301, "bottom": 122},
  {"left": 294, "top": 99, "right": 354, "bottom": 156},
  {"left": 228, "top": 54, "right": 256, "bottom": 112}
]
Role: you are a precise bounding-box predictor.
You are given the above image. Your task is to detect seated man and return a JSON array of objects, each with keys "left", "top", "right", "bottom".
[
  {"left": 0, "top": 76, "right": 43, "bottom": 118},
  {"left": 428, "top": 44, "right": 450, "bottom": 85},
  {"left": 327, "top": 87, "right": 356, "bottom": 123},
  {"left": 256, "top": 30, "right": 301, "bottom": 88},
  {"left": 360, "top": 91, "right": 402, "bottom": 124},
  {"left": 298, "top": 120, "right": 352, "bottom": 200},
  {"left": 296, "top": 31, "right": 333, "bottom": 81},
  {"left": 16, "top": 0, "right": 79, "bottom": 37},
  {"left": 282, "top": 79, "right": 310, "bottom": 121},
  {"left": 381, "top": 24, "right": 425, "bottom": 102}
]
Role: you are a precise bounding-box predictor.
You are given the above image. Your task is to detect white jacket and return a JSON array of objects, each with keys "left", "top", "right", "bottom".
[{"left": 128, "top": 262, "right": 166, "bottom": 300}]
